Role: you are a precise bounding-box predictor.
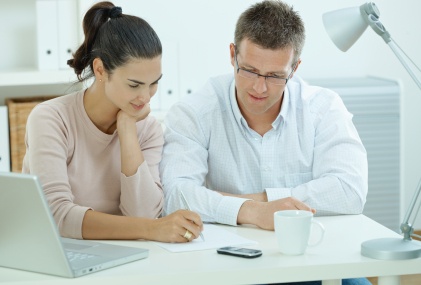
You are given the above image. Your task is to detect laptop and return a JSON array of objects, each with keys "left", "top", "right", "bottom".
[{"left": 0, "top": 172, "right": 149, "bottom": 278}]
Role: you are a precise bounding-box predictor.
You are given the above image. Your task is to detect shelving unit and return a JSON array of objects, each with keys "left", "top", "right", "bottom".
[
  {"left": 0, "top": 0, "right": 80, "bottom": 105},
  {"left": 0, "top": 72, "right": 80, "bottom": 105},
  {"left": 0, "top": 69, "right": 77, "bottom": 87}
]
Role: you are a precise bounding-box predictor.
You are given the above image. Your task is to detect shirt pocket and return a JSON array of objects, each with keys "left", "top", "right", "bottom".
[{"left": 285, "top": 172, "right": 313, "bottom": 188}]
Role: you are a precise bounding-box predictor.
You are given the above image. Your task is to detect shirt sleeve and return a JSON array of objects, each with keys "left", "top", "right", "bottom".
[
  {"left": 23, "top": 104, "right": 91, "bottom": 239},
  {"left": 160, "top": 103, "right": 249, "bottom": 226},
  {"left": 119, "top": 118, "right": 164, "bottom": 218},
  {"left": 266, "top": 93, "right": 368, "bottom": 215}
]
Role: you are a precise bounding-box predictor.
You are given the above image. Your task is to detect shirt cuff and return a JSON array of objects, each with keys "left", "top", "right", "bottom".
[
  {"left": 215, "top": 196, "right": 250, "bottom": 226},
  {"left": 61, "top": 206, "right": 92, "bottom": 239},
  {"left": 265, "top": 187, "right": 292, "bottom": 202},
  {"left": 120, "top": 161, "right": 153, "bottom": 189}
]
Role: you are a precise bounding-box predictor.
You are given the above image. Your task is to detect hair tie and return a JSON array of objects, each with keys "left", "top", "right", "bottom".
[{"left": 109, "top": 6, "right": 122, "bottom": 19}]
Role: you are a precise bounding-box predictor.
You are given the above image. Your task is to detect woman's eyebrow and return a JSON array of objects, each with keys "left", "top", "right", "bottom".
[
  {"left": 128, "top": 74, "right": 163, "bottom": 85},
  {"left": 152, "top": 74, "right": 163, "bottom": 84},
  {"left": 128, "top": 79, "right": 145, "bottom": 85}
]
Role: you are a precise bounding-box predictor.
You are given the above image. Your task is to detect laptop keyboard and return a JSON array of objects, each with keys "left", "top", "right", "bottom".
[{"left": 66, "top": 251, "right": 97, "bottom": 262}]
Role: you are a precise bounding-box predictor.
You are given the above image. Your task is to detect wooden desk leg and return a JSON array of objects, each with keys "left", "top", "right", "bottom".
[
  {"left": 321, "top": 279, "right": 341, "bottom": 285},
  {"left": 378, "top": 276, "right": 400, "bottom": 285}
]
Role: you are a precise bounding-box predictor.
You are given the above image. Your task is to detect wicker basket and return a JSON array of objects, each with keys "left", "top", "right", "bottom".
[{"left": 6, "top": 96, "right": 56, "bottom": 172}]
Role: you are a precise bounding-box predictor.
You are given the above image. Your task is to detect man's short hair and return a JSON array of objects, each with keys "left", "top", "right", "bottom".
[{"left": 234, "top": 0, "right": 305, "bottom": 65}]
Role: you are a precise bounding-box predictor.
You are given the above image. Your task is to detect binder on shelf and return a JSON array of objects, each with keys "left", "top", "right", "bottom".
[
  {"left": 57, "top": 0, "right": 78, "bottom": 70},
  {"left": 36, "top": 0, "right": 59, "bottom": 70},
  {"left": 0, "top": 106, "right": 11, "bottom": 172}
]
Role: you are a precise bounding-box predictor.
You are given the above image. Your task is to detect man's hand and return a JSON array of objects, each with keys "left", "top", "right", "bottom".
[{"left": 237, "top": 197, "right": 315, "bottom": 230}]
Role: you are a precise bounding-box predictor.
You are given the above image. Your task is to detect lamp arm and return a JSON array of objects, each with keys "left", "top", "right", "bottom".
[
  {"left": 400, "top": 176, "right": 421, "bottom": 240},
  {"left": 361, "top": 10, "right": 421, "bottom": 90},
  {"left": 359, "top": 2, "right": 421, "bottom": 90},
  {"left": 387, "top": 40, "right": 421, "bottom": 91},
  {"left": 389, "top": 38, "right": 421, "bottom": 240},
  {"left": 378, "top": 18, "right": 421, "bottom": 240},
  {"left": 360, "top": 5, "right": 421, "bottom": 239},
  {"left": 360, "top": 3, "right": 391, "bottom": 43}
]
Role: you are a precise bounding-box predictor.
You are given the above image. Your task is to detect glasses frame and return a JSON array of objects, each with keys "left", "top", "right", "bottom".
[{"left": 233, "top": 46, "right": 297, "bottom": 86}]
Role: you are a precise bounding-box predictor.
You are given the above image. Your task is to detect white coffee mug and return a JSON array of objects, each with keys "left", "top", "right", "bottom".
[{"left": 274, "top": 210, "right": 325, "bottom": 255}]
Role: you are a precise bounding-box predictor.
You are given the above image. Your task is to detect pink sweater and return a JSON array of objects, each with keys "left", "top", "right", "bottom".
[{"left": 22, "top": 90, "right": 164, "bottom": 239}]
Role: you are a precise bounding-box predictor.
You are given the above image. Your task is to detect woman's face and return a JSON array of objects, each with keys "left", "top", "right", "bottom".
[{"left": 104, "top": 56, "right": 162, "bottom": 119}]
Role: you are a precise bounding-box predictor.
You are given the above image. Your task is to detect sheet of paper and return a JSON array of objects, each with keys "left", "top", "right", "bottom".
[{"left": 154, "top": 224, "right": 257, "bottom": 253}]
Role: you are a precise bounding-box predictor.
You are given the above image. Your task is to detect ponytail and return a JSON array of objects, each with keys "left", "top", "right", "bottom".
[{"left": 67, "top": 1, "right": 161, "bottom": 82}]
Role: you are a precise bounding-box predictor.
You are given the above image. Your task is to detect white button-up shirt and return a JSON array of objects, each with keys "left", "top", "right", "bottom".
[{"left": 160, "top": 74, "right": 367, "bottom": 226}]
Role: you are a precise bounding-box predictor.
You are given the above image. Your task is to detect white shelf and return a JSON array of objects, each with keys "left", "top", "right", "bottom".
[{"left": 0, "top": 69, "right": 78, "bottom": 87}]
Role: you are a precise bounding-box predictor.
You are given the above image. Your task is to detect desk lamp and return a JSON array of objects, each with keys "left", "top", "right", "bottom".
[{"left": 322, "top": 2, "right": 421, "bottom": 260}]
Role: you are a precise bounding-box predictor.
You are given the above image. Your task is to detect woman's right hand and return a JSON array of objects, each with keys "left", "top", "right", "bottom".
[{"left": 151, "top": 210, "right": 203, "bottom": 243}]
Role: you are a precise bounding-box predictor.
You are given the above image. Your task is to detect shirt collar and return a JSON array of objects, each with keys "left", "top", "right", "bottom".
[
  {"left": 275, "top": 83, "right": 290, "bottom": 129},
  {"left": 229, "top": 80, "right": 247, "bottom": 129}
]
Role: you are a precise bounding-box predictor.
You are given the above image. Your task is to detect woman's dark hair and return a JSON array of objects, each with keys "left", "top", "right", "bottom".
[{"left": 67, "top": 1, "right": 162, "bottom": 82}]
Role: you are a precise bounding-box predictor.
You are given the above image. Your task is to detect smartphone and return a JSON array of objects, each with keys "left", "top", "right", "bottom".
[{"left": 217, "top": 246, "right": 262, "bottom": 258}]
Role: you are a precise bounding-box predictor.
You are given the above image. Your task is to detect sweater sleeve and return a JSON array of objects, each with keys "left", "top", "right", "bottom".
[
  {"left": 119, "top": 117, "right": 164, "bottom": 218},
  {"left": 23, "top": 104, "right": 91, "bottom": 239}
]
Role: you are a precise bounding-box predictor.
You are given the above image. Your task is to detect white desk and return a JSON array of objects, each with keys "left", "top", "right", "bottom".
[{"left": 1, "top": 215, "right": 420, "bottom": 285}]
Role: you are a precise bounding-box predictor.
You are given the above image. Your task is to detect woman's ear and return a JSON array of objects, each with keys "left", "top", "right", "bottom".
[{"left": 92, "top": 58, "right": 105, "bottom": 81}]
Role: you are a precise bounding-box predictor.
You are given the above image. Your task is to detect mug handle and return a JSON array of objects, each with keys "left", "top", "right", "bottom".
[{"left": 308, "top": 220, "right": 325, "bottom": 246}]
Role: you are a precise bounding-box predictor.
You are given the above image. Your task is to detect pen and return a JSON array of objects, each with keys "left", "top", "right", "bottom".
[{"left": 180, "top": 190, "right": 205, "bottom": 241}]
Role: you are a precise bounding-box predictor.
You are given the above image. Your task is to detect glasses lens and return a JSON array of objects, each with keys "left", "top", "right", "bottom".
[
  {"left": 238, "top": 69, "right": 257, "bottom": 79},
  {"left": 266, "top": 77, "right": 287, "bottom": 85}
]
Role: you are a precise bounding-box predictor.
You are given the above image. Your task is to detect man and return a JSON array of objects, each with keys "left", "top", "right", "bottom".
[
  {"left": 161, "top": 0, "right": 367, "bottom": 228},
  {"left": 161, "top": 2, "right": 370, "bottom": 283}
]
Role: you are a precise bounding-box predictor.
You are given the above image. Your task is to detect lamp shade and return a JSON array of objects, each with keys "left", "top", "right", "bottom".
[{"left": 322, "top": 6, "right": 369, "bottom": 52}]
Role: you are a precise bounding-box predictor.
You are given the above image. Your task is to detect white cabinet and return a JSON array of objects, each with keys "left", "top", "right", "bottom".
[
  {"left": 0, "top": 0, "right": 81, "bottom": 172},
  {"left": 36, "top": 0, "right": 79, "bottom": 70},
  {"left": 0, "top": 0, "right": 80, "bottom": 105},
  {"left": 307, "top": 77, "right": 401, "bottom": 232}
]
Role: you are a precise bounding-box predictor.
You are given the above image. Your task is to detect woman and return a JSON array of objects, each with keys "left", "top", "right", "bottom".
[{"left": 22, "top": 1, "right": 202, "bottom": 243}]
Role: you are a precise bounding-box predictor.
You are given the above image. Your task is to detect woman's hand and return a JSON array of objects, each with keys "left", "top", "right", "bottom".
[
  {"left": 116, "top": 104, "right": 150, "bottom": 133},
  {"left": 132, "top": 102, "right": 151, "bottom": 122},
  {"left": 150, "top": 210, "right": 203, "bottom": 243}
]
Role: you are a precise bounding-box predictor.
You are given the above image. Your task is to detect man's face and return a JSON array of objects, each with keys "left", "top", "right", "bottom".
[{"left": 230, "top": 39, "right": 297, "bottom": 120}]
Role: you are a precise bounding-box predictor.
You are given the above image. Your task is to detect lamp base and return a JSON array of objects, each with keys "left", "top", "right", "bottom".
[{"left": 361, "top": 237, "right": 421, "bottom": 260}]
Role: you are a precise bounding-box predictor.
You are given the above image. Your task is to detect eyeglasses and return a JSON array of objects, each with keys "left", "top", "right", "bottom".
[{"left": 234, "top": 48, "right": 296, "bottom": 86}]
